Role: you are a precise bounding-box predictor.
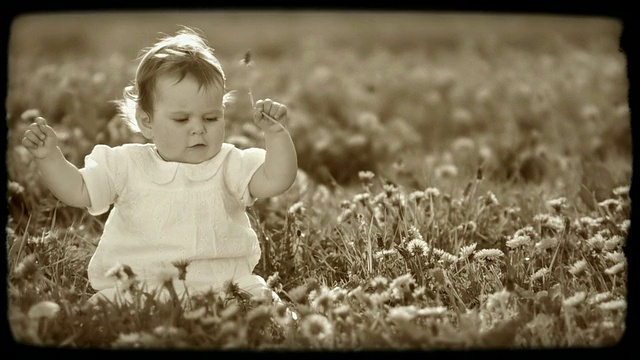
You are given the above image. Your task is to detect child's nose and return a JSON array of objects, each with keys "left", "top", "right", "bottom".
[{"left": 191, "top": 120, "right": 206, "bottom": 135}]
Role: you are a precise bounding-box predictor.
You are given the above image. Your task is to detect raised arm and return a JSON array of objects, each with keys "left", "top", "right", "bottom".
[
  {"left": 248, "top": 99, "right": 298, "bottom": 199},
  {"left": 21, "top": 117, "right": 91, "bottom": 208}
]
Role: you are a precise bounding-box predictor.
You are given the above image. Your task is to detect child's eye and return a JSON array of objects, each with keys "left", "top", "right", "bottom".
[
  {"left": 173, "top": 118, "right": 188, "bottom": 122},
  {"left": 205, "top": 117, "right": 218, "bottom": 122}
]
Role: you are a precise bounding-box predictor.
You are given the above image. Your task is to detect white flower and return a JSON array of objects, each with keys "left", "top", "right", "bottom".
[{"left": 28, "top": 301, "right": 61, "bottom": 319}]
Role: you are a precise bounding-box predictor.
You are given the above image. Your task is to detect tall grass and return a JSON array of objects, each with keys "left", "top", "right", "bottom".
[{"left": 6, "top": 12, "right": 631, "bottom": 349}]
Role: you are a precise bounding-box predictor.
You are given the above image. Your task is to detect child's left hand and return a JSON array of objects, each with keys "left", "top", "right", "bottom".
[{"left": 253, "top": 99, "right": 287, "bottom": 133}]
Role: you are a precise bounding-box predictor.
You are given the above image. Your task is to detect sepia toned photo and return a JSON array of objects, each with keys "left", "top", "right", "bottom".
[{"left": 5, "top": 9, "right": 632, "bottom": 351}]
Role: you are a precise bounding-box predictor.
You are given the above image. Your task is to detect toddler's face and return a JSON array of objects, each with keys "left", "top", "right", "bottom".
[{"left": 150, "top": 74, "right": 225, "bottom": 164}]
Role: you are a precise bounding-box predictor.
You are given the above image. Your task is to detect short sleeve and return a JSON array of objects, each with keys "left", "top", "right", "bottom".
[
  {"left": 79, "top": 145, "right": 124, "bottom": 215},
  {"left": 223, "top": 146, "right": 266, "bottom": 206}
]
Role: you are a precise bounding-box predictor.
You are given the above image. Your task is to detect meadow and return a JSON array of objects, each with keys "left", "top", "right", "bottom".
[{"left": 5, "top": 11, "right": 632, "bottom": 350}]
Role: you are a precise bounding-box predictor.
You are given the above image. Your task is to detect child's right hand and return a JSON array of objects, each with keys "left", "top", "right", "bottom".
[{"left": 21, "top": 117, "right": 59, "bottom": 159}]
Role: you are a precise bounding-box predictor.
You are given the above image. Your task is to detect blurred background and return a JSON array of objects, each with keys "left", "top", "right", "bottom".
[{"left": 6, "top": 11, "right": 631, "bottom": 209}]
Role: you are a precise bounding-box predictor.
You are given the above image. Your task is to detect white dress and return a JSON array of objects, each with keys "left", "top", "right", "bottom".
[{"left": 79, "top": 142, "right": 269, "bottom": 303}]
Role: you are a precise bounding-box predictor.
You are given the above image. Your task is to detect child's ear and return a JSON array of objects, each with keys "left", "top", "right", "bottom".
[{"left": 135, "top": 108, "right": 154, "bottom": 140}]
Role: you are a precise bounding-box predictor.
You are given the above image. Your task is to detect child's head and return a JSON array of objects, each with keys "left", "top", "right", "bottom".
[{"left": 115, "top": 26, "right": 234, "bottom": 135}]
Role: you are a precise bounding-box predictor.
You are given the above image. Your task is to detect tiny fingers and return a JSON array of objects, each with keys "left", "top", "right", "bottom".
[{"left": 22, "top": 134, "right": 41, "bottom": 149}]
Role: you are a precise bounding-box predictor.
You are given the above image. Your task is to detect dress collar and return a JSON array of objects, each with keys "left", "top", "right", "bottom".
[{"left": 129, "top": 143, "right": 233, "bottom": 184}]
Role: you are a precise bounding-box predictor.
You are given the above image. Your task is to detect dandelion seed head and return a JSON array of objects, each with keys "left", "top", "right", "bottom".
[{"left": 406, "top": 238, "right": 429, "bottom": 257}]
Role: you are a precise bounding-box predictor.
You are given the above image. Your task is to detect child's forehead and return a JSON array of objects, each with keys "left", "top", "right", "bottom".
[{"left": 155, "top": 73, "right": 223, "bottom": 94}]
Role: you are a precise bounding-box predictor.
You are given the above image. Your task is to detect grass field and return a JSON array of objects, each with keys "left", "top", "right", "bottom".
[{"left": 5, "top": 11, "right": 632, "bottom": 349}]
